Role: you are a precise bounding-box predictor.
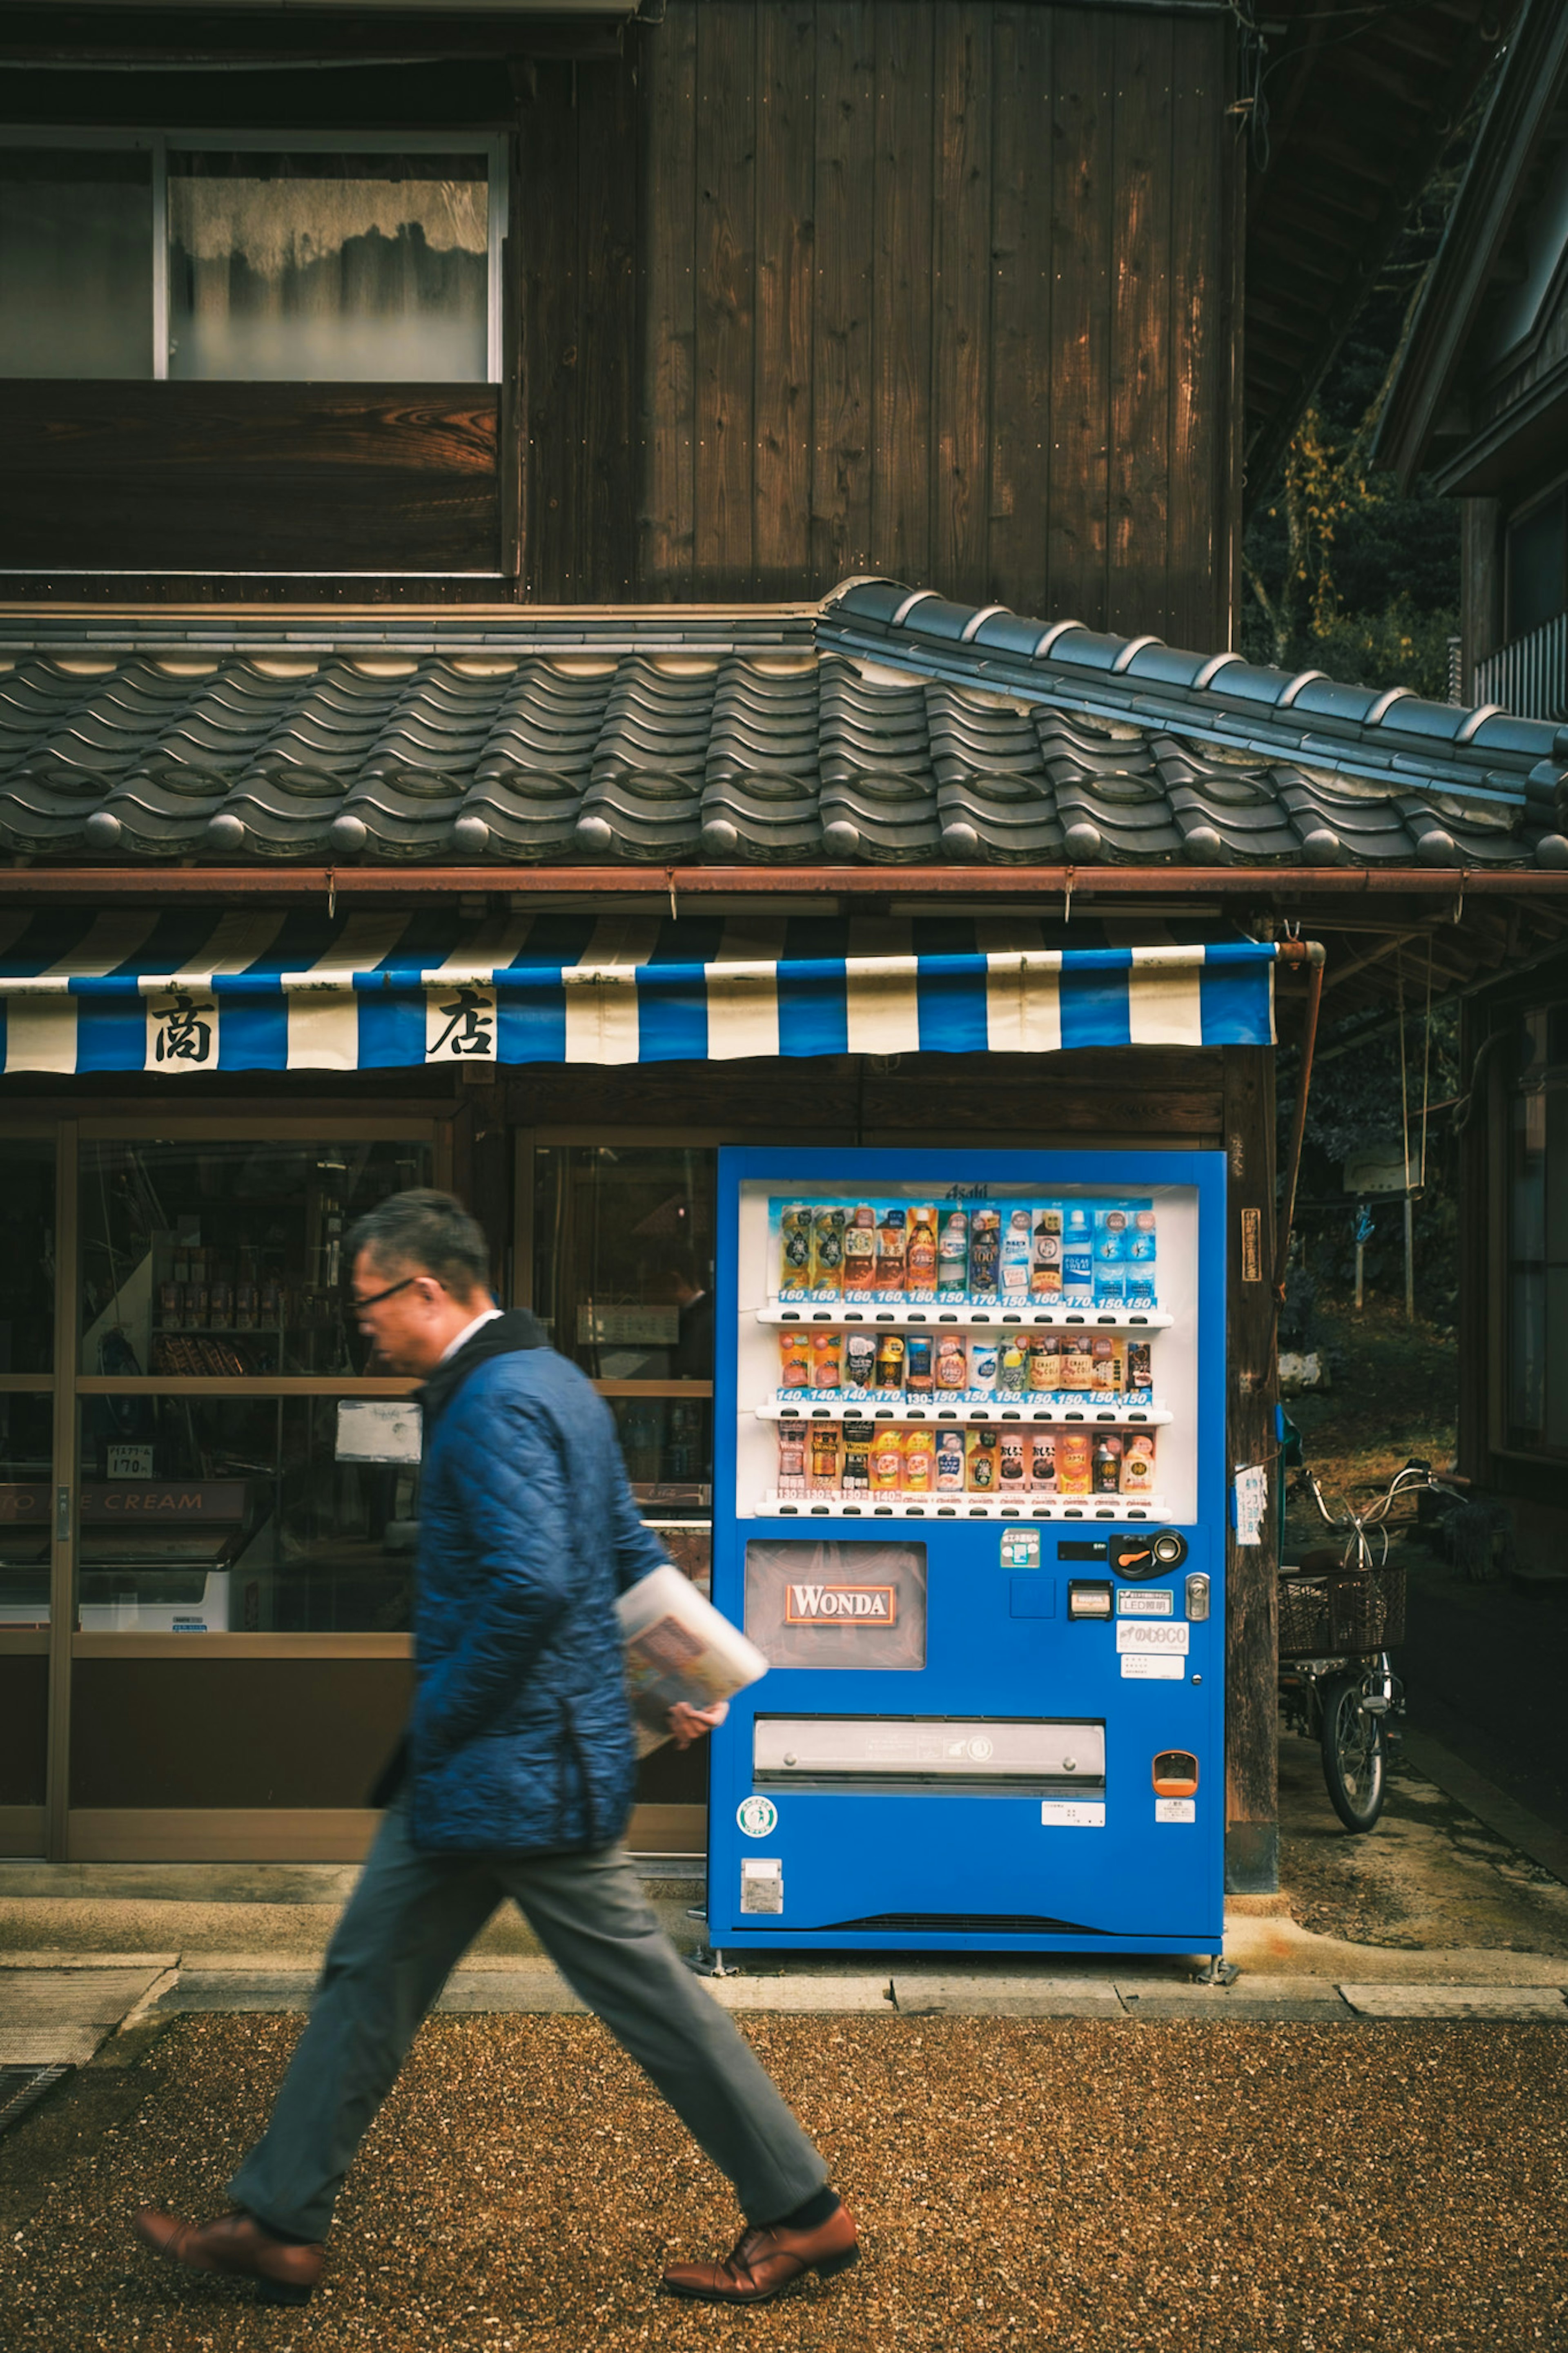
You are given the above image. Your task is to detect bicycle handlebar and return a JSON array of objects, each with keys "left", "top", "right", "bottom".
[{"left": 1293, "top": 1461, "right": 1463, "bottom": 1573}]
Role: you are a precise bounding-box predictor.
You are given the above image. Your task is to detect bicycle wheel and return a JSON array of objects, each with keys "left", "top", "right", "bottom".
[{"left": 1320, "top": 1673, "right": 1387, "bottom": 1832}]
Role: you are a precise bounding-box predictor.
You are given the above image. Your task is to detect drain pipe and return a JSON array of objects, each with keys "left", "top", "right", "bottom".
[{"left": 1273, "top": 943, "right": 1327, "bottom": 1310}]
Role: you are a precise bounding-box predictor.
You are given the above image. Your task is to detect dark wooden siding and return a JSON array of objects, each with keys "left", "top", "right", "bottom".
[
  {"left": 0, "top": 384, "right": 501, "bottom": 576},
  {"left": 5, "top": 4, "right": 1236, "bottom": 631},
  {"left": 611, "top": 0, "right": 1236, "bottom": 641}
]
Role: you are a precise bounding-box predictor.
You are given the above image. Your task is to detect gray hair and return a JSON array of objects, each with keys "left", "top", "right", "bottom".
[{"left": 347, "top": 1189, "right": 491, "bottom": 1297}]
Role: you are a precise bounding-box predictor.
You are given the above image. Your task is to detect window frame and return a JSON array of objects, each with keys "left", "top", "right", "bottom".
[{"left": 0, "top": 125, "right": 508, "bottom": 385}]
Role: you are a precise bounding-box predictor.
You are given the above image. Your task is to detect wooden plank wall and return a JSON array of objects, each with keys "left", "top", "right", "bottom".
[
  {"left": 0, "top": 385, "right": 501, "bottom": 576},
  {"left": 603, "top": 0, "right": 1235, "bottom": 641}
]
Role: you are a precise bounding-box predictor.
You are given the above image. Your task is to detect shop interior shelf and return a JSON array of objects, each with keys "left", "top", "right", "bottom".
[
  {"left": 760, "top": 1495, "right": 1170, "bottom": 1520},
  {"left": 759, "top": 1303, "right": 1172, "bottom": 1329},
  {"left": 757, "top": 1398, "right": 1172, "bottom": 1425}
]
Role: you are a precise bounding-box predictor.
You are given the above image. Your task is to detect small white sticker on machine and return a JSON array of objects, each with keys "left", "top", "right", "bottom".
[
  {"left": 1114, "top": 1621, "right": 1189, "bottom": 1653},
  {"left": 1120, "top": 1654, "right": 1185, "bottom": 1680},
  {"left": 1041, "top": 1802, "right": 1107, "bottom": 1827},
  {"left": 741, "top": 1858, "right": 784, "bottom": 1913},
  {"left": 1155, "top": 1798, "right": 1196, "bottom": 1824}
]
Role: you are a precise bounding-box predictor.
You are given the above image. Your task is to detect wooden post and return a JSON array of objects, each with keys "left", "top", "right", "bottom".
[{"left": 1223, "top": 1045, "right": 1280, "bottom": 1893}]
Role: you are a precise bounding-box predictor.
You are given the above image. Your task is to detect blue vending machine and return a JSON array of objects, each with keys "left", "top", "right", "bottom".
[{"left": 706, "top": 1147, "right": 1228, "bottom": 1959}]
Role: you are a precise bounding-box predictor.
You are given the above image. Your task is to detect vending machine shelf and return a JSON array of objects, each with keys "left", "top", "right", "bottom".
[
  {"left": 760, "top": 1398, "right": 1172, "bottom": 1425},
  {"left": 760, "top": 1303, "right": 1173, "bottom": 1330},
  {"left": 762, "top": 1494, "right": 1169, "bottom": 1520}
]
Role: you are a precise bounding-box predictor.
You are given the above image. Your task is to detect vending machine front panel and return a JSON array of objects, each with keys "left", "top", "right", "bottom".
[{"left": 706, "top": 1148, "right": 1227, "bottom": 1954}]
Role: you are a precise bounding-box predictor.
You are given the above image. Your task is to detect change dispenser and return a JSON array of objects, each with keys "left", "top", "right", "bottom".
[{"left": 706, "top": 1148, "right": 1228, "bottom": 1957}]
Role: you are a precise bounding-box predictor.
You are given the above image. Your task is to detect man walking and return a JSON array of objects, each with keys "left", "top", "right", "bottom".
[{"left": 134, "top": 1190, "right": 856, "bottom": 2310}]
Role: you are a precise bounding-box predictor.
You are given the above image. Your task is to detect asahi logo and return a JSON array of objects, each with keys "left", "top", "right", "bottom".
[{"left": 785, "top": 1582, "right": 898, "bottom": 1626}]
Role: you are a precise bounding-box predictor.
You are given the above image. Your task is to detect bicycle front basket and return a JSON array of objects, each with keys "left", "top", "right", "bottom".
[{"left": 1277, "top": 1563, "right": 1406, "bottom": 1657}]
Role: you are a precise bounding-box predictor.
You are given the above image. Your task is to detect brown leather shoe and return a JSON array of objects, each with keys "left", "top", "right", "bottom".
[
  {"left": 660, "top": 2205, "right": 858, "bottom": 2304},
  {"left": 133, "top": 2208, "right": 324, "bottom": 2306}
]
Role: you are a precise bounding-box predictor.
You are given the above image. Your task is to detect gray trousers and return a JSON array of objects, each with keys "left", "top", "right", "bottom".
[{"left": 227, "top": 1801, "right": 827, "bottom": 2243}]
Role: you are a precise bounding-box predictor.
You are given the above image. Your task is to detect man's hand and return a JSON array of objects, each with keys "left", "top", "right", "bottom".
[{"left": 668, "top": 1698, "right": 729, "bottom": 1749}]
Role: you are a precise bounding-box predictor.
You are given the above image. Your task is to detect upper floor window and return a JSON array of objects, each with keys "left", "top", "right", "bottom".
[
  {"left": 1506, "top": 488, "right": 1568, "bottom": 641},
  {"left": 0, "top": 133, "right": 505, "bottom": 383}
]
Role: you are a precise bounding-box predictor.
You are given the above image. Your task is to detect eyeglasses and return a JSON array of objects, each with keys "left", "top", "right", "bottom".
[{"left": 350, "top": 1274, "right": 419, "bottom": 1314}]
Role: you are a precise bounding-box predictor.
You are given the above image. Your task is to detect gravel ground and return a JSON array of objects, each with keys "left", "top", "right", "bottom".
[{"left": 1, "top": 2012, "right": 1565, "bottom": 2353}]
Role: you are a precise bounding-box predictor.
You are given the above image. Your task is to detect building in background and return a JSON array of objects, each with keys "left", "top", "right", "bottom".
[{"left": 1, "top": 0, "right": 1554, "bottom": 1894}]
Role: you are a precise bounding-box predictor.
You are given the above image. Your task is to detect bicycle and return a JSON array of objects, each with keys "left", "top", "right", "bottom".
[{"left": 1277, "top": 1459, "right": 1458, "bottom": 1833}]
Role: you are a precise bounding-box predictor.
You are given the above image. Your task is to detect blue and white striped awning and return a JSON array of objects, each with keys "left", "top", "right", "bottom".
[{"left": 0, "top": 910, "right": 1277, "bottom": 1075}]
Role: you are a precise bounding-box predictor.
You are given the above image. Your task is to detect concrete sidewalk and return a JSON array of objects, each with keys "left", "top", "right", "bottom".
[{"left": 4, "top": 1732, "right": 1568, "bottom": 2066}]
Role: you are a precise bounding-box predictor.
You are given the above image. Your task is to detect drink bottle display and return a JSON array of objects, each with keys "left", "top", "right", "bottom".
[
  {"left": 998, "top": 1433, "right": 1027, "bottom": 1492},
  {"left": 904, "top": 1334, "right": 934, "bottom": 1393},
  {"left": 965, "top": 1427, "right": 999, "bottom": 1492},
  {"left": 780, "top": 1204, "right": 812, "bottom": 1290},
  {"left": 1030, "top": 1206, "right": 1062, "bottom": 1299},
  {"left": 1094, "top": 1205, "right": 1129, "bottom": 1306},
  {"left": 1127, "top": 1208, "right": 1158, "bottom": 1307},
  {"left": 1060, "top": 1335, "right": 1094, "bottom": 1389},
  {"left": 1057, "top": 1430, "right": 1093, "bottom": 1495},
  {"left": 811, "top": 1329, "right": 842, "bottom": 1389},
  {"left": 1093, "top": 1434, "right": 1123, "bottom": 1494},
  {"left": 1028, "top": 1430, "right": 1057, "bottom": 1491},
  {"left": 907, "top": 1206, "right": 938, "bottom": 1297},
  {"left": 779, "top": 1332, "right": 811, "bottom": 1389},
  {"left": 969, "top": 1207, "right": 1001, "bottom": 1295},
  {"left": 875, "top": 1207, "right": 907, "bottom": 1294},
  {"left": 808, "top": 1425, "right": 843, "bottom": 1491},
  {"left": 1091, "top": 1334, "right": 1123, "bottom": 1392},
  {"left": 996, "top": 1339, "right": 1027, "bottom": 1398},
  {"left": 1027, "top": 1334, "right": 1060, "bottom": 1392},
  {"left": 937, "top": 1209, "right": 968, "bottom": 1292},
  {"left": 811, "top": 1206, "right": 846, "bottom": 1294},
  {"left": 842, "top": 1419, "right": 873, "bottom": 1492},
  {"left": 843, "top": 1333, "right": 877, "bottom": 1394},
  {"left": 874, "top": 1332, "right": 906, "bottom": 1392},
  {"left": 777, "top": 1428, "right": 806, "bottom": 1494},
  {"left": 1126, "top": 1340, "right": 1152, "bottom": 1392},
  {"left": 1000, "top": 1207, "right": 1032, "bottom": 1298},
  {"left": 900, "top": 1427, "right": 935, "bottom": 1492},
  {"left": 1120, "top": 1430, "right": 1156, "bottom": 1495},
  {"left": 1062, "top": 1207, "right": 1093, "bottom": 1303},
  {"left": 934, "top": 1335, "right": 968, "bottom": 1391},
  {"left": 869, "top": 1428, "right": 904, "bottom": 1492},
  {"left": 935, "top": 1428, "right": 967, "bottom": 1491},
  {"left": 844, "top": 1204, "right": 878, "bottom": 1291},
  {"left": 967, "top": 1338, "right": 998, "bottom": 1397}
]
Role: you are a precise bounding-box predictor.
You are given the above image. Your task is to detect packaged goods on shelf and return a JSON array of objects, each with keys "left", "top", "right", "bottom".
[
  {"left": 935, "top": 1427, "right": 966, "bottom": 1491},
  {"left": 935, "top": 1334, "right": 968, "bottom": 1391},
  {"left": 811, "top": 1329, "right": 842, "bottom": 1389},
  {"left": 811, "top": 1205, "right": 845, "bottom": 1294},
  {"left": 968, "top": 1337, "right": 998, "bottom": 1397},
  {"left": 904, "top": 1333, "right": 934, "bottom": 1393},
  {"left": 780, "top": 1331, "right": 811, "bottom": 1389},
  {"left": 937, "top": 1208, "right": 968, "bottom": 1294},
  {"left": 1028, "top": 1429, "right": 1057, "bottom": 1492},
  {"left": 780, "top": 1203, "right": 812, "bottom": 1298},
  {"left": 1094, "top": 1204, "right": 1130, "bottom": 1306},
  {"left": 869, "top": 1427, "right": 904, "bottom": 1492},
  {"left": 969, "top": 1206, "right": 1001, "bottom": 1299},
  {"left": 1093, "top": 1433, "right": 1124, "bottom": 1494},
  {"left": 777, "top": 1427, "right": 806, "bottom": 1495},
  {"left": 998, "top": 1431, "right": 1028, "bottom": 1493},
  {"left": 996, "top": 1337, "right": 1028, "bottom": 1398},
  {"left": 1000, "top": 1207, "right": 1033, "bottom": 1300},
  {"left": 901, "top": 1426, "right": 935, "bottom": 1493},
  {"left": 1057, "top": 1429, "right": 1093, "bottom": 1496},
  {"left": 875, "top": 1206, "right": 907, "bottom": 1295},
  {"left": 1030, "top": 1204, "right": 1063, "bottom": 1299},
  {"left": 1062, "top": 1207, "right": 1094, "bottom": 1304},
  {"left": 966, "top": 1426, "right": 1000, "bottom": 1492},
  {"left": 1027, "top": 1334, "right": 1060, "bottom": 1392},
  {"left": 874, "top": 1332, "right": 906, "bottom": 1390},
  {"left": 844, "top": 1202, "right": 878, "bottom": 1293},
  {"left": 907, "top": 1205, "right": 938, "bottom": 1298},
  {"left": 843, "top": 1331, "right": 877, "bottom": 1394},
  {"left": 1121, "top": 1428, "right": 1157, "bottom": 1495},
  {"left": 842, "top": 1418, "right": 873, "bottom": 1493},
  {"left": 1127, "top": 1208, "right": 1158, "bottom": 1309},
  {"left": 807, "top": 1425, "right": 842, "bottom": 1492}
]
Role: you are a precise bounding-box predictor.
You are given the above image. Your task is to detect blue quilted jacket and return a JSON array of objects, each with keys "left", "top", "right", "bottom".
[{"left": 405, "top": 1318, "right": 668, "bottom": 1856}]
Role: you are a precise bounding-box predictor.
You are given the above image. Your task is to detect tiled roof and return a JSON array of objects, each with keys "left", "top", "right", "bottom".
[{"left": 2, "top": 581, "right": 1565, "bottom": 870}]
